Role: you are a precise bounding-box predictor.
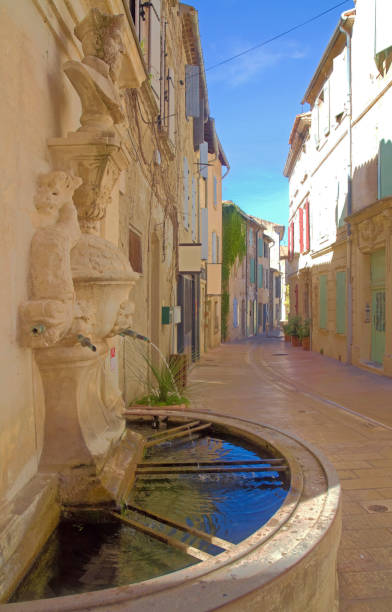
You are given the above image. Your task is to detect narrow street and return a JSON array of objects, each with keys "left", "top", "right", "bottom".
[{"left": 189, "top": 337, "right": 392, "bottom": 611}]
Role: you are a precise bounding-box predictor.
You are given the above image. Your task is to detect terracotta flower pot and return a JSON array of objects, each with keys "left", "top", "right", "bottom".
[
  {"left": 302, "top": 336, "right": 310, "bottom": 351},
  {"left": 284, "top": 334, "right": 290, "bottom": 342},
  {"left": 291, "top": 335, "right": 301, "bottom": 347}
]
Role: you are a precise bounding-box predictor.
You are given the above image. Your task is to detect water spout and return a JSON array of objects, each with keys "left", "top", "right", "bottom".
[
  {"left": 31, "top": 324, "right": 46, "bottom": 336},
  {"left": 77, "top": 334, "right": 97, "bottom": 352},
  {"left": 119, "top": 329, "right": 150, "bottom": 342}
]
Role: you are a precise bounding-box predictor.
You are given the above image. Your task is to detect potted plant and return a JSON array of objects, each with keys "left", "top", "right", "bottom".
[
  {"left": 282, "top": 322, "right": 290, "bottom": 342},
  {"left": 288, "top": 316, "right": 302, "bottom": 347},
  {"left": 299, "top": 319, "right": 311, "bottom": 351}
]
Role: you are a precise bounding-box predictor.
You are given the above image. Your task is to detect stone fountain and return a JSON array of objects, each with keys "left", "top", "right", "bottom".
[{"left": 20, "top": 8, "right": 143, "bottom": 506}]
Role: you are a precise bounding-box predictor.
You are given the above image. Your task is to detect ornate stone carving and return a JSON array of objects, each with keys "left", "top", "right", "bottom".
[
  {"left": 356, "top": 208, "right": 392, "bottom": 253},
  {"left": 20, "top": 171, "right": 82, "bottom": 347},
  {"left": 64, "top": 8, "right": 126, "bottom": 134}
]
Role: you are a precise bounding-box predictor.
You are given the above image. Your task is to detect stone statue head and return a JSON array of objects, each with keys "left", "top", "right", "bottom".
[
  {"left": 75, "top": 8, "right": 125, "bottom": 82},
  {"left": 35, "top": 171, "right": 82, "bottom": 218}
]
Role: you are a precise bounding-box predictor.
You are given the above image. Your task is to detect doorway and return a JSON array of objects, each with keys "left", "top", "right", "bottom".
[{"left": 370, "top": 249, "right": 386, "bottom": 365}]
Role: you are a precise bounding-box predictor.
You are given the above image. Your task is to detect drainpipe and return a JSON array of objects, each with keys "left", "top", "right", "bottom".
[{"left": 340, "top": 15, "right": 353, "bottom": 365}]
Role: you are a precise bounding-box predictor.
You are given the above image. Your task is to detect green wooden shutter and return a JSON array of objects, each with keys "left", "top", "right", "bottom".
[
  {"left": 336, "top": 270, "right": 346, "bottom": 334},
  {"left": 250, "top": 258, "right": 255, "bottom": 283},
  {"left": 378, "top": 140, "right": 392, "bottom": 199},
  {"left": 319, "top": 275, "right": 328, "bottom": 329}
]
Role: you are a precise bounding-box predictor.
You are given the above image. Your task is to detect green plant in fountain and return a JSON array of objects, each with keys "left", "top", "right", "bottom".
[
  {"left": 221, "top": 203, "right": 247, "bottom": 341},
  {"left": 135, "top": 355, "right": 189, "bottom": 407}
]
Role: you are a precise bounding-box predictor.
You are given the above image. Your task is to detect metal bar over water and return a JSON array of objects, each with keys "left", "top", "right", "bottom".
[
  {"left": 140, "top": 459, "right": 286, "bottom": 467},
  {"left": 144, "top": 423, "right": 212, "bottom": 448},
  {"left": 125, "top": 503, "right": 235, "bottom": 551},
  {"left": 146, "top": 421, "right": 200, "bottom": 440},
  {"left": 136, "top": 465, "right": 288, "bottom": 475},
  {"left": 109, "top": 511, "right": 211, "bottom": 562}
]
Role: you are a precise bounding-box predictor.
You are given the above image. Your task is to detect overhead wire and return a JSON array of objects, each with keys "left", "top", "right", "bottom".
[{"left": 205, "top": 0, "right": 352, "bottom": 72}]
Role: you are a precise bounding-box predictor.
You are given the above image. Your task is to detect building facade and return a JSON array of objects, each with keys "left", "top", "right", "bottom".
[
  {"left": 0, "top": 0, "right": 228, "bottom": 598},
  {"left": 284, "top": 0, "right": 392, "bottom": 377}
]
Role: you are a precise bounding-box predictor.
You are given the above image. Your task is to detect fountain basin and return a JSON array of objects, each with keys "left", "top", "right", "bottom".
[{"left": 2, "top": 410, "right": 341, "bottom": 611}]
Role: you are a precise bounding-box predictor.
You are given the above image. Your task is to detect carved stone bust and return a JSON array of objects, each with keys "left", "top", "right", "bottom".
[{"left": 65, "top": 8, "right": 126, "bottom": 133}]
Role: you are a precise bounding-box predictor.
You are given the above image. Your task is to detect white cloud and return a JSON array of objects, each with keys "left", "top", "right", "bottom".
[{"left": 207, "top": 39, "right": 307, "bottom": 87}]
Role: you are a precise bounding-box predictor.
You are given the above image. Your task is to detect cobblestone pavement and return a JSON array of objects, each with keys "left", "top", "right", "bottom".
[{"left": 188, "top": 335, "right": 392, "bottom": 611}]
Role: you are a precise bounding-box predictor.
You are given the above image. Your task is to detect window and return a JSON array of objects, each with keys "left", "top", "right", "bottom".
[
  {"left": 319, "top": 275, "right": 328, "bottom": 330},
  {"left": 275, "top": 276, "right": 281, "bottom": 298},
  {"left": 258, "top": 264, "right": 263, "bottom": 288},
  {"left": 336, "top": 270, "right": 346, "bottom": 334},
  {"left": 129, "top": 228, "right": 143, "bottom": 273},
  {"left": 299, "top": 207, "right": 304, "bottom": 253},
  {"left": 375, "top": 0, "right": 392, "bottom": 73},
  {"left": 250, "top": 257, "right": 255, "bottom": 283},
  {"left": 213, "top": 176, "right": 218, "bottom": 207},
  {"left": 233, "top": 297, "right": 239, "bottom": 328},
  {"left": 304, "top": 201, "right": 310, "bottom": 251},
  {"left": 263, "top": 240, "right": 269, "bottom": 258},
  {"left": 183, "top": 157, "right": 189, "bottom": 228},
  {"left": 199, "top": 142, "right": 208, "bottom": 179},
  {"left": 258, "top": 237, "right": 263, "bottom": 256},
  {"left": 212, "top": 231, "right": 217, "bottom": 263},
  {"left": 378, "top": 139, "right": 392, "bottom": 199},
  {"left": 185, "top": 65, "right": 200, "bottom": 118},
  {"left": 191, "top": 177, "right": 197, "bottom": 241},
  {"left": 201, "top": 208, "right": 208, "bottom": 260}
]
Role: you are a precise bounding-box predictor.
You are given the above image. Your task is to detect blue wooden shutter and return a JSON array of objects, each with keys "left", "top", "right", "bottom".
[
  {"left": 183, "top": 157, "right": 189, "bottom": 228},
  {"left": 168, "top": 67, "right": 175, "bottom": 145},
  {"left": 149, "top": 0, "right": 161, "bottom": 101},
  {"left": 233, "top": 298, "right": 238, "bottom": 328},
  {"left": 199, "top": 141, "right": 208, "bottom": 179},
  {"left": 191, "top": 177, "right": 196, "bottom": 241},
  {"left": 336, "top": 271, "right": 346, "bottom": 334},
  {"left": 185, "top": 65, "right": 200, "bottom": 118},
  {"left": 319, "top": 275, "right": 328, "bottom": 329},
  {"left": 200, "top": 208, "right": 208, "bottom": 260},
  {"left": 193, "top": 98, "right": 204, "bottom": 149}
]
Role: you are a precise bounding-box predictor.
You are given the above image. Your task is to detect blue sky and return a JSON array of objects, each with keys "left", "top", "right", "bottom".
[{"left": 194, "top": 0, "right": 355, "bottom": 243}]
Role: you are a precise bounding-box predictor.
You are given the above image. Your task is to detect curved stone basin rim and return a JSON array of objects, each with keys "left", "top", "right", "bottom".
[{"left": 2, "top": 410, "right": 341, "bottom": 612}]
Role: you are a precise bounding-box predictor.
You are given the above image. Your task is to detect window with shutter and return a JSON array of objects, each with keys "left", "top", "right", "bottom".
[
  {"left": 305, "top": 201, "right": 310, "bottom": 251},
  {"left": 130, "top": 0, "right": 140, "bottom": 38},
  {"left": 233, "top": 297, "right": 238, "bottom": 328},
  {"left": 129, "top": 229, "right": 143, "bottom": 273},
  {"left": 258, "top": 237, "right": 263, "bottom": 257},
  {"left": 250, "top": 258, "right": 255, "bottom": 284},
  {"left": 213, "top": 176, "right": 218, "bottom": 207},
  {"left": 378, "top": 139, "right": 392, "bottom": 199},
  {"left": 249, "top": 229, "right": 253, "bottom": 246},
  {"left": 199, "top": 141, "right": 208, "bottom": 179},
  {"left": 216, "top": 235, "right": 220, "bottom": 264},
  {"left": 200, "top": 208, "right": 208, "bottom": 260},
  {"left": 191, "top": 177, "right": 196, "bottom": 241},
  {"left": 299, "top": 207, "right": 304, "bottom": 253},
  {"left": 185, "top": 65, "right": 200, "bottom": 118},
  {"left": 148, "top": 0, "right": 161, "bottom": 102},
  {"left": 336, "top": 270, "right": 346, "bottom": 334},
  {"left": 264, "top": 240, "right": 268, "bottom": 258},
  {"left": 193, "top": 99, "right": 204, "bottom": 150},
  {"left": 167, "top": 67, "right": 175, "bottom": 145},
  {"left": 319, "top": 275, "right": 328, "bottom": 330},
  {"left": 183, "top": 157, "right": 189, "bottom": 228},
  {"left": 258, "top": 264, "right": 263, "bottom": 287},
  {"left": 212, "top": 231, "right": 217, "bottom": 263},
  {"left": 375, "top": 0, "right": 392, "bottom": 72}
]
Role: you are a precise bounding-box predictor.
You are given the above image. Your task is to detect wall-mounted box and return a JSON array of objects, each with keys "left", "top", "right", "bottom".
[
  {"left": 173, "top": 306, "right": 181, "bottom": 324},
  {"left": 161, "top": 306, "right": 172, "bottom": 325},
  {"left": 178, "top": 243, "right": 202, "bottom": 273}
]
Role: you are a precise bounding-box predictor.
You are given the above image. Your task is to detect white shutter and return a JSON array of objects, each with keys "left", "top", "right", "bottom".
[
  {"left": 216, "top": 234, "right": 220, "bottom": 264},
  {"left": 375, "top": 0, "right": 392, "bottom": 59},
  {"left": 168, "top": 67, "right": 175, "bottom": 145},
  {"left": 183, "top": 157, "right": 189, "bottom": 228},
  {"left": 149, "top": 0, "right": 161, "bottom": 102},
  {"left": 323, "top": 80, "right": 330, "bottom": 136},
  {"left": 185, "top": 65, "right": 200, "bottom": 118},
  {"left": 332, "top": 50, "right": 346, "bottom": 119},
  {"left": 201, "top": 208, "right": 208, "bottom": 260},
  {"left": 191, "top": 177, "right": 196, "bottom": 241},
  {"left": 199, "top": 141, "right": 208, "bottom": 179}
]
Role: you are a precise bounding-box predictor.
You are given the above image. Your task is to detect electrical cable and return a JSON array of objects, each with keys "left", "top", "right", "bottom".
[{"left": 205, "top": 0, "right": 352, "bottom": 72}]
